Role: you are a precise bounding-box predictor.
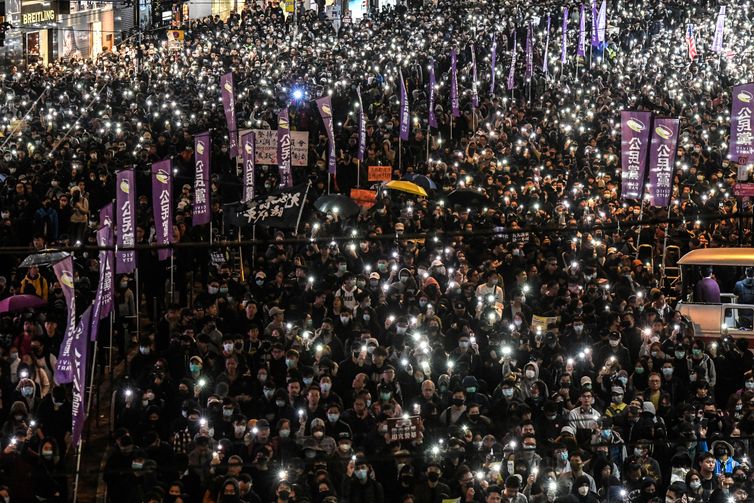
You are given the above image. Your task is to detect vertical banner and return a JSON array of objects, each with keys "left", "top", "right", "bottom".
[
  {"left": 686, "top": 24, "right": 698, "bottom": 62},
  {"left": 428, "top": 64, "right": 438, "bottom": 128},
  {"left": 399, "top": 69, "right": 410, "bottom": 141},
  {"left": 450, "top": 48, "right": 460, "bottom": 118},
  {"left": 91, "top": 224, "right": 114, "bottom": 341},
  {"left": 277, "top": 107, "right": 293, "bottom": 186},
  {"left": 729, "top": 83, "right": 754, "bottom": 166},
  {"left": 220, "top": 73, "right": 238, "bottom": 158},
  {"left": 193, "top": 132, "right": 211, "bottom": 225},
  {"left": 315, "top": 97, "right": 337, "bottom": 175},
  {"left": 99, "top": 203, "right": 113, "bottom": 229},
  {"left": 151, "top": 160, "right": 174, "bottom": 261},
  {"left": 71, "top": 305, "right": 92, "bottom": 447},
  {"left": 561, "top": 7, "right": 569, "bottom": 65},
  {"left": 115, "top": 169, "right": 135, "bottom": 274},
  {"left": 241, "top": 131, "right": 256, "bottom": 202},
  {"left": 471, "top": 44, "right": 479, "bottom": 108},
  {"left": 620, "top": 111, "right": 652, "bottom": 200},
  {"left": 648, "top": 118, "right": 680, "bottom": 207},
  {"left": 542, "top": 15, "right": 551, "bottom": 74},
  {"left": 578, "top": 4, "right": 586, "bottom": 59},
  {"left": 490, "top": 37, "right": 497, "bottom": 94},
  {"left": 53, "top": 256, "right": 76, "bottom": 384},
  {"left": 712, "top": 6, "right": 726, "bottom": 53},
  {"left": 357, "top": 86, "right": 367, "bottom": 160},
  {"left": 590, "top": 0, "right": 598, "bottom": 47},
  {"left": 525, "top": 22, "right": 533, "bottom": 80},
  {"left": 507, "top": 31, "right": 517, "bottom": 91},
  {"left": 597, "top": 0, "right": 606, "bottom": 44}
]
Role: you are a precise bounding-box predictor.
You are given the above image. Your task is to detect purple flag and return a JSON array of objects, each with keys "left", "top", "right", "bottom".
[
  {"left": 428, "top": 65, "right": 438, "bottom": 128},
  {"left": 490, "top": 38, "right": 498, "bottom": 95},
  {"left": 115, "top": 169, "right": 135, "bottom": 274},
  {"left": 92, "top": 224, "right": 114, "bottom": 335},
  {"left": 315, "top": 97, "right": 337, "bottom": 175},
  {"left": 597, "top": 0, "right": 607, "bottom": 44},
  {"left": 648, "top": 118, "right": 680, "bottom": 207},
  {"left": 507, "top": 31, "right": 517, "bottom": 91},
  {"left": 53, "top": 256, "right": 76, "bottom": 384},
  {"left": 357, "top": 86, "right": 367, "bottom": 160},
  {"left": 471, "top": 44, "right": 479, "bottom": 108},
  {"left": 729, "top": 83, "right": 754, "bottom": 166},
  {"left": 561, "top": 7, "right": 569, "bottom": 64},
  {"left": 220, "top": 73, "right": 238, "bottom": 158},
  {"left": 193, "top": 133, "right": 211, "bottom": 225},
  {"left": 71, "top": 305, "right": 92, "bottom": 447},
  {"left": 277, "top": 108, "right": 293, "bottom": 186},
  {"left": 99, "top": 203, "right": 113, "bottom": 229},
  {"left": 241, "top": 131, "right": 256, "bottom": 202},
  {"left": 543, "top": 15, "right": 551, "bottom": 74},
  {"left": 591, "top": 0, "right": 598, "bottom": 47},
  {"left": 450, "top": 49, "right": 460, "bottom": 118},
  {"left": 620, "top": 111, "right": 652, "bottom": 200},
  {"left": 151, "top": 160, "right": 174, "bottom": 261},
  {"left": 712, "top": 6, "right": 726, "bottom": 53},
  {"left": 399, "top": 69, "right": 410, "bottom": 141},
  {"left": 578, "top": 4, "right": 586, "bottom": 58},
  {"left": 525, "top": 22, "right": 533, "bottom": 80}
]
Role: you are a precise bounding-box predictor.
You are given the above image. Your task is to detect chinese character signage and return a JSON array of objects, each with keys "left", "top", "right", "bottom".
[
  {"left": 648, "top": 118, "right": 680, "bottom": 207},
  {"left": 620, "top": 111, "right": 652, "bottom": 200},
  {"left": 730, "top": 83, "right": 754, "bottom": 169}
]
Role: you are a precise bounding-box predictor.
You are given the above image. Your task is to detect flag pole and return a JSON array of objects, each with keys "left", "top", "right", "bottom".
[
  {"left": 134, "top": 268, "right": 140, "bottom": 335},
  {"left": 86, "top": 338, "right": 98, "bottom": 417},
  {"left": 72, "top": 444, "right": 84, "bottom": 503},
  {"left": 295, "top": 181, "right": 312, "bottom": 236},
  {"left": 108, "top": 312, "right": 114, "bottom": 381},
  {"left": 239, "top": 229, "right": 246, "bottom": 283},
  {"left": 398, "top": 136, "right": 402, "bottom": 171},
  {"left": 426, "top": 123, "right": 431, "bottom": 161},
  {"left": 169, "top": 254, "right": 175, "bottom": 304}
]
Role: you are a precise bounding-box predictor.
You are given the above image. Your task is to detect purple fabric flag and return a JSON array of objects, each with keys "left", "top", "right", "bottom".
[
  {"left": 712, "top": 6, "right": 726, "bottom": 53},
  {"left": 193, "top": 133, "right": 211, "bottom": 225},
  {"left": 241, "top": 131, "right": 256, "bottom": 202},
  {"left": 428, "top": 64, "right": 438, "bottom": 128},
  {"left": 525, "top": 22, "right": 533, "bottom": 80},
  {"left": 151, "top": 160, "right": 174, "bottom": 261},
  {"left": 591, "top": 0, "right": 598, "bottom": 46},
  {"left": 220, "top": 73, "right": 238, "bottom": 158},
  {"left": 99, "top": 203, "right": 113, "bottom": 229},
  {"left": 471, "top": 44, "right": 479, "bottom": 108},
  {"left": 451, "top": 48, "right": 460, "bottom": 118},
  {"left": 729, "top": 83, "right": 754, "bottom": 166},
  {"left": 53, "top": 256, "right": 76, "bottom": 384},
  {"left": 315, "top": 97, "right": 337, "bottom": 175},
  {"left": 578, "top": 4, "right": 586, "bottom": 58},
  {"left": 561, "top": 7, "right": 569, "bottom": 64},
  {"left": 277, "top": 108, "right": 294, "bottom": 185},
  {"left": 92, "top": 224, "right": 114, "bottom": 338},
  {"left": 399, "top": 69, "right": 410, "bottom": 141},
  {"left": 357, "top": 86, "right": 367, "bottom": 160},
  {"left": 543, "top": 15, "right": 551, "bottom": 74},
  {"left": 115, "top": 168, "right": 135, "bottom": 274},
  {"left": 620, "top": 111, "right": 652, "bottom": 200},
  {"left": 507, "top": 31, "right": 517, "bottom": 91},
  {"left": 490, "top": 38, "right": 498, "bottom": 95},
  {"left": 71, "top": 305, "right": 92, "bottom": 447},
  {"left": 648, "top": 118, "right": 680, "bottom": 207},
  {"left": 597, "top": 0, "right": 607, "bottom": 44}
]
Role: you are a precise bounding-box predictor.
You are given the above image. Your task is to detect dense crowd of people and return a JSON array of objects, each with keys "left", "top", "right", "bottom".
[{"left": 1, "top": 0, "right": 754, "bottom": 502}]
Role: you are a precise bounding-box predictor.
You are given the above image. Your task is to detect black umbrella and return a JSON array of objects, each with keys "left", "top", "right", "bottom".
[
  {"left": 444, "top": 189, "right": 490, "bottom": 208},
  {"left": 20, "top": 250, "right": 71, "bottom": 268},
  {"left": 313, "top": 195, "right": 361, "bottom": 218}
]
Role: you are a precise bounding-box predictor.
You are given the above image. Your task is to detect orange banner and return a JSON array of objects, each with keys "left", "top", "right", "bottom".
[
  {"left": 368, "top": 165, "right": 392, "bottom": 182},
  {"left": 350, "top": 188, "right": 377, "bottom": 209}
]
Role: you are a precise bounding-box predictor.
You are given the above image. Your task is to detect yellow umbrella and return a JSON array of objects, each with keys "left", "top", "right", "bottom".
[{"left": 385, "top": 180, "right": 428, "bottom": 197}]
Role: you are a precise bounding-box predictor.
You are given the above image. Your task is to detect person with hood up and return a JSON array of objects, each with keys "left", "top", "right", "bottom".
[
  {"left": 519, "top": 362, "right": 548, "bottom": 400},
  {"left": 711, "top": 440, "right": 740, "bottom": 475},
  {"left": 218, "top": 477, "right": 244, "bottom": 503},
  {"left": 1, "top": 400, "right": 30, "bottom": 437}
]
